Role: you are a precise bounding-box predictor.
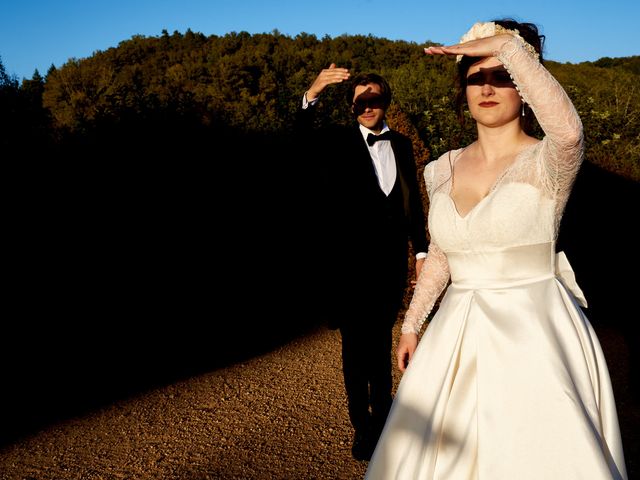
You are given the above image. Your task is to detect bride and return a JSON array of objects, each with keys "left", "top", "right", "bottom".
[{"left": 365, "top": 19, "right": 628, "bottom": 479}]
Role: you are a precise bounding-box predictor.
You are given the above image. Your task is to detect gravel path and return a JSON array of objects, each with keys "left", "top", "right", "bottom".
[
  {"left": 0, "top": 327, "right": 373, "bottom": 480},
  {"left": 0, "top": 323, "right": 636, "bottom": 480}
]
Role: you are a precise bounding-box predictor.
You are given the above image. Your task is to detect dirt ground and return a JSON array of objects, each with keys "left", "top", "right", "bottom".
[{"left": 0, "top": 322, "right": 637, "bottom": 480}]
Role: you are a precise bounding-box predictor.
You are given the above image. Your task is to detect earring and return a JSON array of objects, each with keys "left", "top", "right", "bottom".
[{"left": 521, "top": 102, "right": 526, "bottom": 117}]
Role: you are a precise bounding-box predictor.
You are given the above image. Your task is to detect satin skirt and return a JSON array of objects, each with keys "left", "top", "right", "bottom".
[{"left": 365, "top": 245, "right": 627, "bottom": 479}]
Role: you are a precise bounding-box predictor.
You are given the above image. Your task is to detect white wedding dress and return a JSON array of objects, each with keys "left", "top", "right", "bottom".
[{"left": 365, "top": 38, "right": 627, "bottom": 479}]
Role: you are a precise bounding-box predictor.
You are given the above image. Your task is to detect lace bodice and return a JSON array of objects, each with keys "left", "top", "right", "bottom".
[{"left": 402, "top": 37, "right": 584, "bottom": 335}]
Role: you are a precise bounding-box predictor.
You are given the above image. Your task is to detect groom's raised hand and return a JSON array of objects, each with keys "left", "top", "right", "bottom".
[{"left": 306, "top": 63, "right": 350, "bottom": 102}]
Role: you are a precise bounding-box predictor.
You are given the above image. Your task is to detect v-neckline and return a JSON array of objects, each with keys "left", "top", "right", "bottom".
[
  {"left": 447, "top": 144, "right": 535, "bottom": 220},
  {"left": 448, "top": 186, "right": 496, "bottom": 220}
]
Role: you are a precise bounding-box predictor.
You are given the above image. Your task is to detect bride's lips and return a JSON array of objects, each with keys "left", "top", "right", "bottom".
[{"left": 479, "top": 101, "right": 499, "bottom": 107}]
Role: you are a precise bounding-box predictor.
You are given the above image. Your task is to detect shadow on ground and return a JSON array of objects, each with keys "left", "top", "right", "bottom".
[
  {"left": 3, "top": 154, "right": 637, "bottom": 479},
  {"left": 2, "top": 130, "right": 326, "bottom": 446}
]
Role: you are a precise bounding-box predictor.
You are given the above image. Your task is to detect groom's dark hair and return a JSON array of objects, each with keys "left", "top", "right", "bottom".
[{"left": 348, "top": 73, "right": 392, "bottom": 108}]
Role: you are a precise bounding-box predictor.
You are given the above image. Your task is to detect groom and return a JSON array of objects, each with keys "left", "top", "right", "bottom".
[{"left": 298, "top": 65, "right": 428, "bottom": 461}]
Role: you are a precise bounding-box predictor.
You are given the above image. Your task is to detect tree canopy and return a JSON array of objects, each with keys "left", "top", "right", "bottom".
[{"left": 1, "top": 33, "right": 638, "bottom": 179}]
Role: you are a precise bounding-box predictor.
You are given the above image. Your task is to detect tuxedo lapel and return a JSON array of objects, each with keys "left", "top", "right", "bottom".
[
  {"left": 389, "top": 132, "right": 411, "bottom": 216},
  {"left": 351, "top": 127, "right": 381, "bottom": 188}
]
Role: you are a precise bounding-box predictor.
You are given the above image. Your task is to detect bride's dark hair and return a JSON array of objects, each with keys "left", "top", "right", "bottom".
[{"left": 454, "top": 19, "right": 546, "bottom": 136}]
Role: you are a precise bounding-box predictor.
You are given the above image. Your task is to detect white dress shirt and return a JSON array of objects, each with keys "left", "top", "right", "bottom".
[
  {"left": 302, "top": 92, "right": 426, "bottom": 260},
  {"left": 358, "top": 123, "right": 397, "bottom": 196}
]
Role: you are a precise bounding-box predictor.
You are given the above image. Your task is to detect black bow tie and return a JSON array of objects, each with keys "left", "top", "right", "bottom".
[{"left": 367, "top": 131, "right": 393, "bottom": 146}]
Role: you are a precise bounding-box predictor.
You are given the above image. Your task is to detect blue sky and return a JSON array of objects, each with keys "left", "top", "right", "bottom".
[{"left": 1, "top": 0, "right": 638, "bottom": 81}]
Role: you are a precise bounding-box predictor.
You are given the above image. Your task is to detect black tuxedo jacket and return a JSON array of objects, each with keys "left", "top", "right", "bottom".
[{"left": 297, "top": 105, "right": 428, "bottom": 326}]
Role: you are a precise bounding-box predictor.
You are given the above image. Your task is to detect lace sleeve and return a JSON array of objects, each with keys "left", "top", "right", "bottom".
[
  {"left": 495, "top": 37, "right": 584, "bottom": 199},
  {"left": 401, "top": 162, "right": 451, "bottom": 335},
  {"left": 401, "top": 241, "right": 450, "bottom": 335}
]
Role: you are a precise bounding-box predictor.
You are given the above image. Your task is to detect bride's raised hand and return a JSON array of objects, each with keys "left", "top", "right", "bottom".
[{"left": 424, "top": 34, "right": 513, "bottom": 60}]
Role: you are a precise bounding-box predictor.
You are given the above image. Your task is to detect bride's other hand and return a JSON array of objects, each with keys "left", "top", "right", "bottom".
[{"left": 397, "top": 333, "right": 418, "bottom": 373}]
